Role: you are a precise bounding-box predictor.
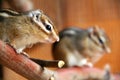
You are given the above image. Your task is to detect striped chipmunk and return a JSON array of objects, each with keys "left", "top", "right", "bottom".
[
  {"left": 0, "top": 9, "right": 59, "bottom": 55},
  {"left": 52, "top": 27, "right": 111, "bottom": 67}
]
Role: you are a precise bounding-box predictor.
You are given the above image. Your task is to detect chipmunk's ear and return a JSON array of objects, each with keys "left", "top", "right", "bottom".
[
  {"left": 25, "top": 10, "right": 43, "bottom": 18},
  {"left": 88, "top": 25, "right": 99, "bottom": 33},
  {"left": 88, "top": 26, "right": 95, "bottom": 39},
  {"left": 93, "top": 25, "right": 100, "bottom": 32}
]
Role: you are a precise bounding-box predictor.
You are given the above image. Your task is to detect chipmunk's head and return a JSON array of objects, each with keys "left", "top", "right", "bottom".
[
  {"left": 88, "top": 26, "right": 111, "bottom": 54},
  {"left": 27, "top": 10, "right": 59, "bottom": 43}
]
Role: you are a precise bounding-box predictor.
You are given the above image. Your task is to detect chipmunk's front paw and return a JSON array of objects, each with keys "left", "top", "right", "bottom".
[{"left": 16, "top": 48, "right": 30, "bottom": 58}]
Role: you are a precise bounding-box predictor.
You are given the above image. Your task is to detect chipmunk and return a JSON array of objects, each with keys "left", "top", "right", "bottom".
[
  {"left": 0, "top": 9, "right": 59, "bottom": 54},
  {"left": 52, "top": 26, "right": 111, "bottom": 67}
]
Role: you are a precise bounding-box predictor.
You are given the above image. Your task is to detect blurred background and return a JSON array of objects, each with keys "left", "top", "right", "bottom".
[{"left": 1, "top": 0, "right": 120, "bottom": 80}]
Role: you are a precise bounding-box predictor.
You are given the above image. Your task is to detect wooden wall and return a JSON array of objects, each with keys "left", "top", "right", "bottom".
[
  {"left": 33, "top": 0, "right": 120, "bottom": 73},
  {"left": 2, "top": 0, "right": 120, "bottom": 80}
]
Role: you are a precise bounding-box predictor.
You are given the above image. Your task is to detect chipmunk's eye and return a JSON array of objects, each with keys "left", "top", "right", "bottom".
[
  {"left": 99, "top": 38, "right": 103, "bottom": 44},
  {"left": 36, "top": 14, "right": 40, "bottom": 20},
  {"left": 46, "top": 25, "right": 51, "bottom": 31}
]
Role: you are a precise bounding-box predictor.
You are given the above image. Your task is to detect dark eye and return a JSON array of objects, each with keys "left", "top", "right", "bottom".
[
  {"left": 36, "top": 15, "right": 39, "bottom": 18},
  {"left": 46, "top": 25, "right": 51, "bottom": 31},
  {"left": 35, "top": 14, "right": 39, "bottom": 20},
  {"left": 99, "top": 38, "right": 103, "bottom": 44}
]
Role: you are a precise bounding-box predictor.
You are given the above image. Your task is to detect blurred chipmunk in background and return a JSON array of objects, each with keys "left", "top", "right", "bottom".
[{"left": 52, "top": 26, "right": 111, "bottom": 67}]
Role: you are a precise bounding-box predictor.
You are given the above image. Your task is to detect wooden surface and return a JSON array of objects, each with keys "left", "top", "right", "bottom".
[{"left": 2, "top": 0, "right": 120, "bottom": 80}]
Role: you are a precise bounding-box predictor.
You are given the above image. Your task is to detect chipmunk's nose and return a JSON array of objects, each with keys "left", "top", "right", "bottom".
[
  {"left": 103, "top": 45, "right": 111, "bottom": 53},
  {"left": 105, "top": 47, "right": 111, "bottom": 53},
  {"left": 48, "top": 35, "right": 59, "bottom": 43},
  {"left": 53, "top": 35, "right": 59, "bottom": 42},
  {"left": 56, "top": 36, "right": 59, "bottom": 42},
  {"left": 103, "top": 44, "right": 111, "bottom": 53},
  {"left": 52, "top": 30, "right": 59, "bottom": 42},
  {"left": 48, "top": 33, "right": 59, "bottom": 43}
]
